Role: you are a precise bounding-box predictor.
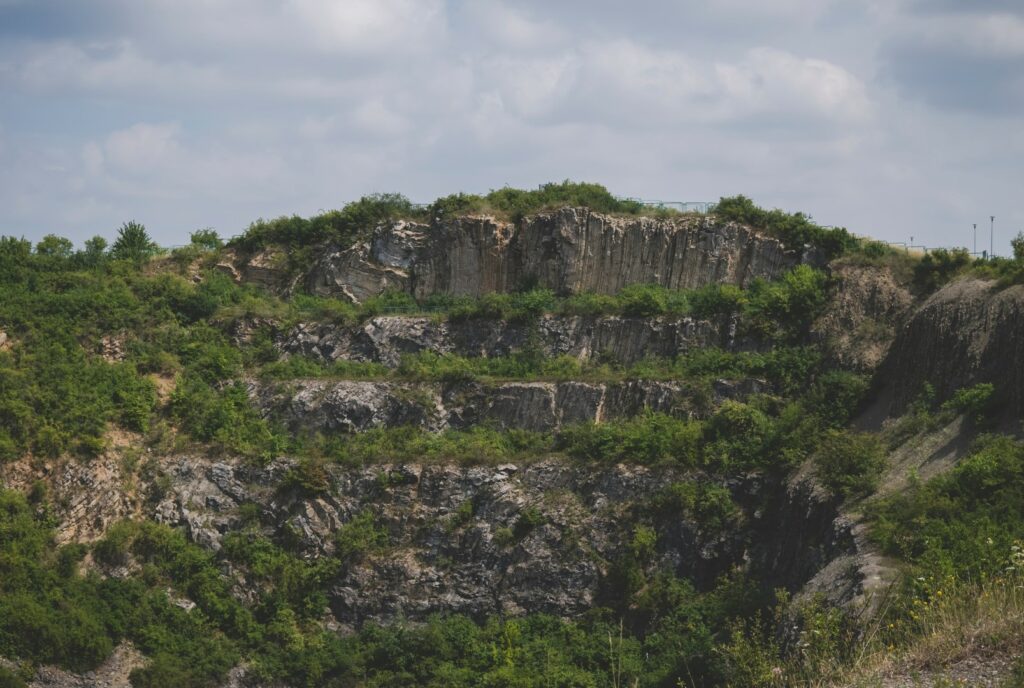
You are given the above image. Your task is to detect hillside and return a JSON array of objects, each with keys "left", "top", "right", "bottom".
[{"left": 0, "top": 184, "right": 1021, "bottom": 688}]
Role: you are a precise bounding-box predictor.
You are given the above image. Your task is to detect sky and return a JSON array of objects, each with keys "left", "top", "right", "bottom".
[{"left": 0, "top": 0, "right": 1021, "bottom": 254}]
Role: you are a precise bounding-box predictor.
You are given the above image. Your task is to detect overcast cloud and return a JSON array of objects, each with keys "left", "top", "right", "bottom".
[{"left": 0, "top": 0, "right": 1021, "bottom": 253}]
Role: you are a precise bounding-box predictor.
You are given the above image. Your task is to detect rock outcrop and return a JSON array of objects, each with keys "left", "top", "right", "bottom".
[
  {"left": 146, "top": 457, "right": 852, "bottom": 627},
  {"left": 305, "top": 209, "right": 797, "bottom": 303},
  {"left": 252, "top": 377, "right": 762, "bottom": 435},
  {"left": 811, "top": 262, "right": 914, "bottom": 372},
  {"left": 280, "top": 313, "right": 732, "bottom": 367},
  {"left": 878, "top": 279, "right": 1024, "bottom": 418}
]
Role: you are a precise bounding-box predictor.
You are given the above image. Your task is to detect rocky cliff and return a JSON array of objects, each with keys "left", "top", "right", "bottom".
[
  {"left": 877, "top": 278, "right": 1024, "bottom": 418},
  {"left": 280, "top": 313, "right": 733, "bottom": 367},
  {"left": 302, "top": 209, "right": 798, "bottom": 303},
  {"left": 0, "top": 451, "right": 854, "bottom": 631},
  {"left": 252, "top": 377, "right": 765, "bottom": 435}
]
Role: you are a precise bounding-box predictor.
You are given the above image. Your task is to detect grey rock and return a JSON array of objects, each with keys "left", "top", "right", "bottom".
[
  {"left": 877, "top": 279, "right": 1024, "bottom": 418},
  {"left": 252, "top": 378, "right": 719, "bottom": 435},
  {"left": 302, "top": 210, "right": 796, "bottom": 303},
  {"left": 279, "top": 313, "right": 730, "bottom": 368}
]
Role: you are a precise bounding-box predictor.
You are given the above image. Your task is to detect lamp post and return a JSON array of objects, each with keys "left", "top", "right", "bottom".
[
  {"left": 991, "top": 216, "right": 995, "bottom": 259},
  {"left": 973, "top": 223, "right": 977, "bottom": 255}
]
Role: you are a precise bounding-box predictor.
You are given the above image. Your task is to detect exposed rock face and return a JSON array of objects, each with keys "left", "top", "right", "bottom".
[
  {"left": 252, "top": 378, "right": 755, "bottom": 434},
  {"left": 0, "top": 454, "right": 139, "bottom": 545},
  {"left": 811, "top": 263, "right": 914, "bottom": 372},
  {"left": 147, "top": 457, "right": 853, "bottom": 627},
  {"left": 218, "top": 247, "right": 296, "bottom": 293},
  {"left": 280, "top": 313, "right": 731, "bottom": 367},
  {"left": 879, "top": 279, "right": 1024, "bottom": 417},
  {"left": 306, "top": 210, "right": 797, "bottom": 303}
]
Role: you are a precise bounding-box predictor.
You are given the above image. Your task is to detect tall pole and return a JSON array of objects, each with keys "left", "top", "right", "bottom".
[
  {"left": 991, "top": 216, "right": 995, "bottom": 259},
  {"left": 973, "top": 223, "right": 977, "bottom": 255}
]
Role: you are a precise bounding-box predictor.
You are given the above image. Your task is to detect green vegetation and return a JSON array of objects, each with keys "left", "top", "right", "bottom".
[
  {"left": 812, "top": 429, "right": 886, "bottom": 499},
  {"left": 870, "top": 434, "right": 1024, "bottom": 580},
  {"left": 713, "top": 194, "right": 856, "bottom": 259},
  {"left": 3, "top": 188, "right": 1021, "bottom": 686}
]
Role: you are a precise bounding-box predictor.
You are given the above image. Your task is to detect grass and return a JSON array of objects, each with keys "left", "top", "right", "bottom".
[{"left": 830, "top": 563, "right": 1024, "bottom": 688}]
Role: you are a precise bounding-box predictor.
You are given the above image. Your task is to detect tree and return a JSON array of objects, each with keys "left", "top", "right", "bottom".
[
  {"left": 110, "top": 221, "right": 158, "bottom": 263},
  {"left": 190, "top": 228, "right": 222, "bottom": 251},
  {"left": 1011, "top": 231, "right": 1024, "bottom": 262},
  {"left": 35, "top": 234, "right": 74, "bottom": 258}
]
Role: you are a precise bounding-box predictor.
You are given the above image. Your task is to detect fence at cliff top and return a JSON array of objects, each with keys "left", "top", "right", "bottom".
[
  {"left": 406, "top": 200, "right": 716, "bottom": 213},
  {"left": 618, "top": 198, "right": 715, "bottom": 214}
]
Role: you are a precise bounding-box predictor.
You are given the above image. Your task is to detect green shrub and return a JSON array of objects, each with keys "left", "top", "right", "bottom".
[
  {"left": 334, "top": 510, "right": 389, "bottom": 563},
  {"left": 714, "top": 195, "right": 855, "bottom": 259},
  {"left": 941, "top": 382, "right": 997, "bottom": 426},
  {"left": 558, "top": 412, "right": 702, "bottom": 466},
  {"left": 813, "top": 429, "right": 886, "bottom": 498},
  {"left": 703, "top": 401, "right": 773, "bottom": 470},
  {"left": 912, "top": 248, "right": 971, "bottom": 293},
  {"left": 513, "top": 507, "right": 546, "bottom": 538},
  {"left": 110, "top": 221, "right": 158, "bottom": 263}
]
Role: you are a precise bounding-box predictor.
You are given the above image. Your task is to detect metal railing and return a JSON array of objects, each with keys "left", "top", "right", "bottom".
[{"left": 617, "top": 198, "right": 714, "bottom": 214}]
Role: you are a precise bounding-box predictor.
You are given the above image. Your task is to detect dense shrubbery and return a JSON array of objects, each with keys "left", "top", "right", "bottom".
[
  {"left": 0, "top": 486, "right": 793, "bottom": 687},
  {"left": 713, "top": 195, "right": 857, "bottom": 259},
  {"left": 812, "top": 430, "right": 886, "bottom": 498},
  {"left": 428, "top": 180, "right": 647, "bottom": 223},
  {"left": 912, "top": 247, "right": 971, "bottom": 292},
  {"left": 231, "top": 193, "right": 415, "bottom": 254},
  {"left": 870, "top": 434, "right": 1024, "bottom": 579}
]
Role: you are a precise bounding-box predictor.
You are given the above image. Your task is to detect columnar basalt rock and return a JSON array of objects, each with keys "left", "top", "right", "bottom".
[
  {"left": 305, "top": 209, "right": 796, "bottom": 303},
  {"left": 879, "top": 279, "right": 1024, "bottom": 418}
]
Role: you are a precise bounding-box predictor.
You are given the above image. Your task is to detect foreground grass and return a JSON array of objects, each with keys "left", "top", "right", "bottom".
[{"left": 831, "top": 563, "right": 1024, "bottom": 688}]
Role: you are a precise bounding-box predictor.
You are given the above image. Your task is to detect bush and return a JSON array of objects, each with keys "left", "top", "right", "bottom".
[
  {"left": 703, "top": 401, "right": 773, "bottom": 470},
  {"left": 110, "top": 221, "right": 159, "bottom": 263},
  {"left": 713, "top": 195, "right": 856, "bottom": 259},
  {"left": 334, "top": 510, "right": 389, "bottom": 563},
  {"left": 558, "top": 412, "right": 702, "bottom": 466},
  {"left": 912, "top": 248, "right": 971, "bottom": 293},
  {"left": 941, "top": 382, "right": 997, "bottom": 426},
  {"left": 870, "top": 435, "right": 1024, "bottom": 579},
  {"left": 813, "top": 429, "right": 886, "bottom": 498},
  {"left": 189, "top": 228, "right": 222, "bottom": 251}
]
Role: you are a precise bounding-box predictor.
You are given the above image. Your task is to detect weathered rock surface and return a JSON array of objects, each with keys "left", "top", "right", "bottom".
[
  {"left": 280, "top": 313, "right": 733, "bottom": 367},
  {"left": 252, "top": 377, "right": 764, "bottom": 435},
  {"left": 812, "top": 262, "right": 914, "bottom": 372},
  {"left": 145, "top": 457, "right": 853, "bottom": 627},
  {"left": 218, "top": 247, "right": 298, "bottom": 294},
  {"left": 877, "top": 278, "right": 1024, "bottom": 417},
  {"left": 0, "top": 453, "right": 140, "bottom": 545},
  {"left": 305, "top": 210, "right": 797, "bottom": 303}
]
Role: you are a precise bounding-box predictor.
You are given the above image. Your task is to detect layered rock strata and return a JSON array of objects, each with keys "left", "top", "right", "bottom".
[{"left": 879, "top": 279, "right": 1024, "bottom": 417}]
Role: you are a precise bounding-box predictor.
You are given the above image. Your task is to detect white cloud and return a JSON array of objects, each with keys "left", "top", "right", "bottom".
[
  {"left": 103, "top": 122, "right": 182, "bottom": 172},
  {"left": 715, "top": 48, "right": 872, "bottom": 122},
  {"left": 461, "top": 1, "right": 566, "bottom": 49},
  {"left": 350, "top": 99, "right": 410, "bottom": 137},
  {"left": 283, "top": 0, "right": 446, "bottom": 54}
]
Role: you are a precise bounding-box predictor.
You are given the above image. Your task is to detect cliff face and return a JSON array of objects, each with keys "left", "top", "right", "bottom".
[
  {"left": 280, "top": 313, "right": 734, "bottom": 367},
  {"left": 252, "top": 377, "right": 765, "bottom": 435},
  {"left": 879, "top": 279, "right": 1024, "bottom": 417},
  {"left": 305, "top": 209, "right": 797, "bottom": 303},
  {"left": 811, "top": 263, "right": 914, "bottom": 372},
  {"left": 1, "top": 453, "right": 853, "bottom": 630}
]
